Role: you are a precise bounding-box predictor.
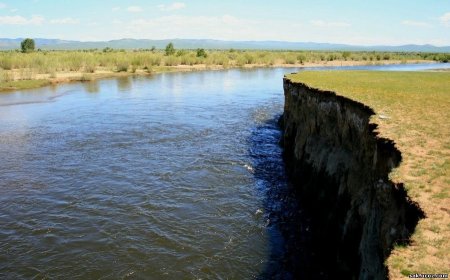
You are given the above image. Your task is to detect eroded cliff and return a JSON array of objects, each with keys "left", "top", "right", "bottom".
[{"left": 281, "top": 77, "right": 424, "bottom": 279}]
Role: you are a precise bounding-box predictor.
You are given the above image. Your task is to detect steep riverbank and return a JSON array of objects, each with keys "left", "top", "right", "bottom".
[{"left": 281, "top": 76, "right": 426, "bottom": 279}]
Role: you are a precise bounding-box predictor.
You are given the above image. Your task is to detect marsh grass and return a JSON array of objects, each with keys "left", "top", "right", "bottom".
[
  {"left": 287, "top": 71, "right": 450, "bottom": 278},
  {"left": 116, "top": 60, "right": 129, "bottom": 72},
  {"left": 163, "top": 55, "right": 180, "bottom": 66},
  {"left": 0, "top": 79, "right": 49, "bottom": 90},
  {"left": 79, "top": 74, "right": 93, "bottom": 81},
  {"left": 0, "top": 49, "right": 446, "bottom": 91},
  {"left": 0, "top": 69, "right": 13, "bottom": 82},
  {"left": 0, "top": 49, "right": 441, "bottom": 74}
]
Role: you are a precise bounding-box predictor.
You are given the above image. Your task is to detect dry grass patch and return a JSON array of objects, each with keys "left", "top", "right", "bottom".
[{"left": 287, "top": 70, "right": 450, "bottom": 279}]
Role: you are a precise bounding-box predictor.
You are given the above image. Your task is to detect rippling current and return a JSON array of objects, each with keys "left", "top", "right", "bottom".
[
  {"left": 0, "top": 63, "right": 447, "bottom": 279},
  {"left": 0, "top": 68, "right": 297, "bottom": 279}
]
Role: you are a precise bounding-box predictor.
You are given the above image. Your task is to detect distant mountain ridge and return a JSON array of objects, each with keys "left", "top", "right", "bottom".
[{"left": 1, "top": 38, "right": 449, "bottom": 52}]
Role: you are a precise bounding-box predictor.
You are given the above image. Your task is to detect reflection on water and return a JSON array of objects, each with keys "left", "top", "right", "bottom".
[
  {"left": 116, "top": 76, "right": 133, "bottom": 92},
  {"left": 82, "top": 80, "right": 100, "bottom": 94}
]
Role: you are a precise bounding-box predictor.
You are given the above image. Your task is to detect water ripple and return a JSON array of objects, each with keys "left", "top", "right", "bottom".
[{"left": 0, "top": 68, "right": 297, "bottom": 279}]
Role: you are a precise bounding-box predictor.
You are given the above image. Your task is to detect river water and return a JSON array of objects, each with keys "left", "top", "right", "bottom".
[{"left": 0, "top": 63, "right": 447, "bottom": 279}]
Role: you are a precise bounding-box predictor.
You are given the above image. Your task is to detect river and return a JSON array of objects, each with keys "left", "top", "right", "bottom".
[{"left": 0, "top": 63, "right": 447, "bottom": 279}]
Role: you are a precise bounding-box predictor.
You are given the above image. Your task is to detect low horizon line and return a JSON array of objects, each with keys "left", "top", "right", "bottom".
[{"left": 1, "top": 37, "right": 449, "bottom": 48}]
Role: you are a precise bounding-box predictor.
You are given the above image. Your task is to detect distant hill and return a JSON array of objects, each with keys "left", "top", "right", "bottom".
[{"left": 1, "top": 38, "right": 449, "bottom": 52}]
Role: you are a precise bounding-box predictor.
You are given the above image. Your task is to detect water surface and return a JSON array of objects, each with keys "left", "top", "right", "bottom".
[
  {"left": 0, "top": 63, "right": 447, "bottom": 279},
  {"left": 0, "top": 68, "right": 292, "bottom": 279}
]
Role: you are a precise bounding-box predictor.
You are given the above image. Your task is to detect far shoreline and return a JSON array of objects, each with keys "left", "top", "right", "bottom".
[{"left": 0, "top": 59, "right": 443, "bottom": 92}]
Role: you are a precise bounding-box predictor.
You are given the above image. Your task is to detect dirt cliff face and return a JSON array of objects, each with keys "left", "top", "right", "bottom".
[{"left": 281, "top": 77, "right": 423, "bottom": 279}]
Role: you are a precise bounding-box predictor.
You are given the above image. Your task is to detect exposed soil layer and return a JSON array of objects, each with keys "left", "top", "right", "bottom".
[{"left": 281, "top": 78, "right": 424, "bottom": 279}]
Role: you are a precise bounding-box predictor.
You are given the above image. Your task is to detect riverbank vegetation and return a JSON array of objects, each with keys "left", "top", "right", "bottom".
[
  {"left": 1, "top": 47, "right": 449, "bottom": 91},
  {"left": 287, "top": 71, "right": 450, "bottom": 279}
]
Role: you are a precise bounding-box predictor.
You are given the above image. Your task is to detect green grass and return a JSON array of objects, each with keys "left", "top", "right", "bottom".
[
  {"left": 286, "top": 70, "right": 450, "bottom": 279},
  {"left": 0, "top": 79, "right": 50, "bottom": 91},
  {"left": 401, "top": 269, "right": 412, "bottom": 276}
]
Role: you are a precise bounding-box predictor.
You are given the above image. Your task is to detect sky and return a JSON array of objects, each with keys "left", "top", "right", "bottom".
[{"left": 0, "top": 0, "right": 449, "bottom": 46}]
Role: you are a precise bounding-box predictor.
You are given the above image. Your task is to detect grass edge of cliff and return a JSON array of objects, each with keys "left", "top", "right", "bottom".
[{"left": 285, "top": 70, "right": 450, "bottom": 279}]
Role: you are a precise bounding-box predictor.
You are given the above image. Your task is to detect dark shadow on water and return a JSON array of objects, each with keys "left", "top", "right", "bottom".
[
  {"left": 116, "top": 76, "right": 133, "bottom": 92},
  {"left": 248, "top": 115, "right": 330, "bottom": 280},
  {"left": 82, "top": 80, "right": 100, "bottom": 93}
]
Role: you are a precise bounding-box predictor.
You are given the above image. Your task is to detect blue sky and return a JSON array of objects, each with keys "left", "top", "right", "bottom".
[{"left": 0, "top": 0, "right": 449, "bottom": 45}]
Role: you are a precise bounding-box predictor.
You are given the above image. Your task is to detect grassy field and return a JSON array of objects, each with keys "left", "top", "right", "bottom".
[
  {"left": 287, "top": 71, "right": 450, "bottom": 279},
  {"left": 1, "top": 49, "right": 447, "bottom": 91}
]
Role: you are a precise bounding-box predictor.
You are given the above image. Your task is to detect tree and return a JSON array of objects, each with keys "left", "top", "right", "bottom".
[
  {"left": 196, "top": 48, "right": 207, "bottom": 58},
  {"left": 21, "top": 38, "right": 35, "bottom": 53},
  {"left": 165, "top": 42, "right": 175, "bottom": 56},
  {"left": 342, "top": 51, "right": 351, "bottom": 61}
]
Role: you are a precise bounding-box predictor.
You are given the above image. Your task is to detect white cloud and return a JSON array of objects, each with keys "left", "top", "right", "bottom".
[
  {"left": 127, "top": 6, "right": 143, "bottom": 12},
  {"left": 0, "top": 2, "right": 6, "bottom": 9},
  {"left": 131, "top": 15, "right": 245, "bottom": 31},
  {"left": 439, "top": 12, "right": 450, "bottom": 27},
  {"left": 401, "top": 20, "right": 431, "bottom": 27},
  {"left": 112, "top": 6, "right": 120, "bottom": 11},
  {"left": 0, "top": 15, "right": 44, "bottom": 25},
  {"left": 126, "top": 15, "right": 298, "bottom": 41},
  {"left": 10, "top": 8, "right": 18, "bottom": 12},
  {"left": 50, "top": 17, "right": 79, "bottom": 24},
  {"left": 310, "top": 20, "right": 351, "bottom": 27},
  {"left": 158, "top": 2, "right": 186, "bottom": 11}
]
